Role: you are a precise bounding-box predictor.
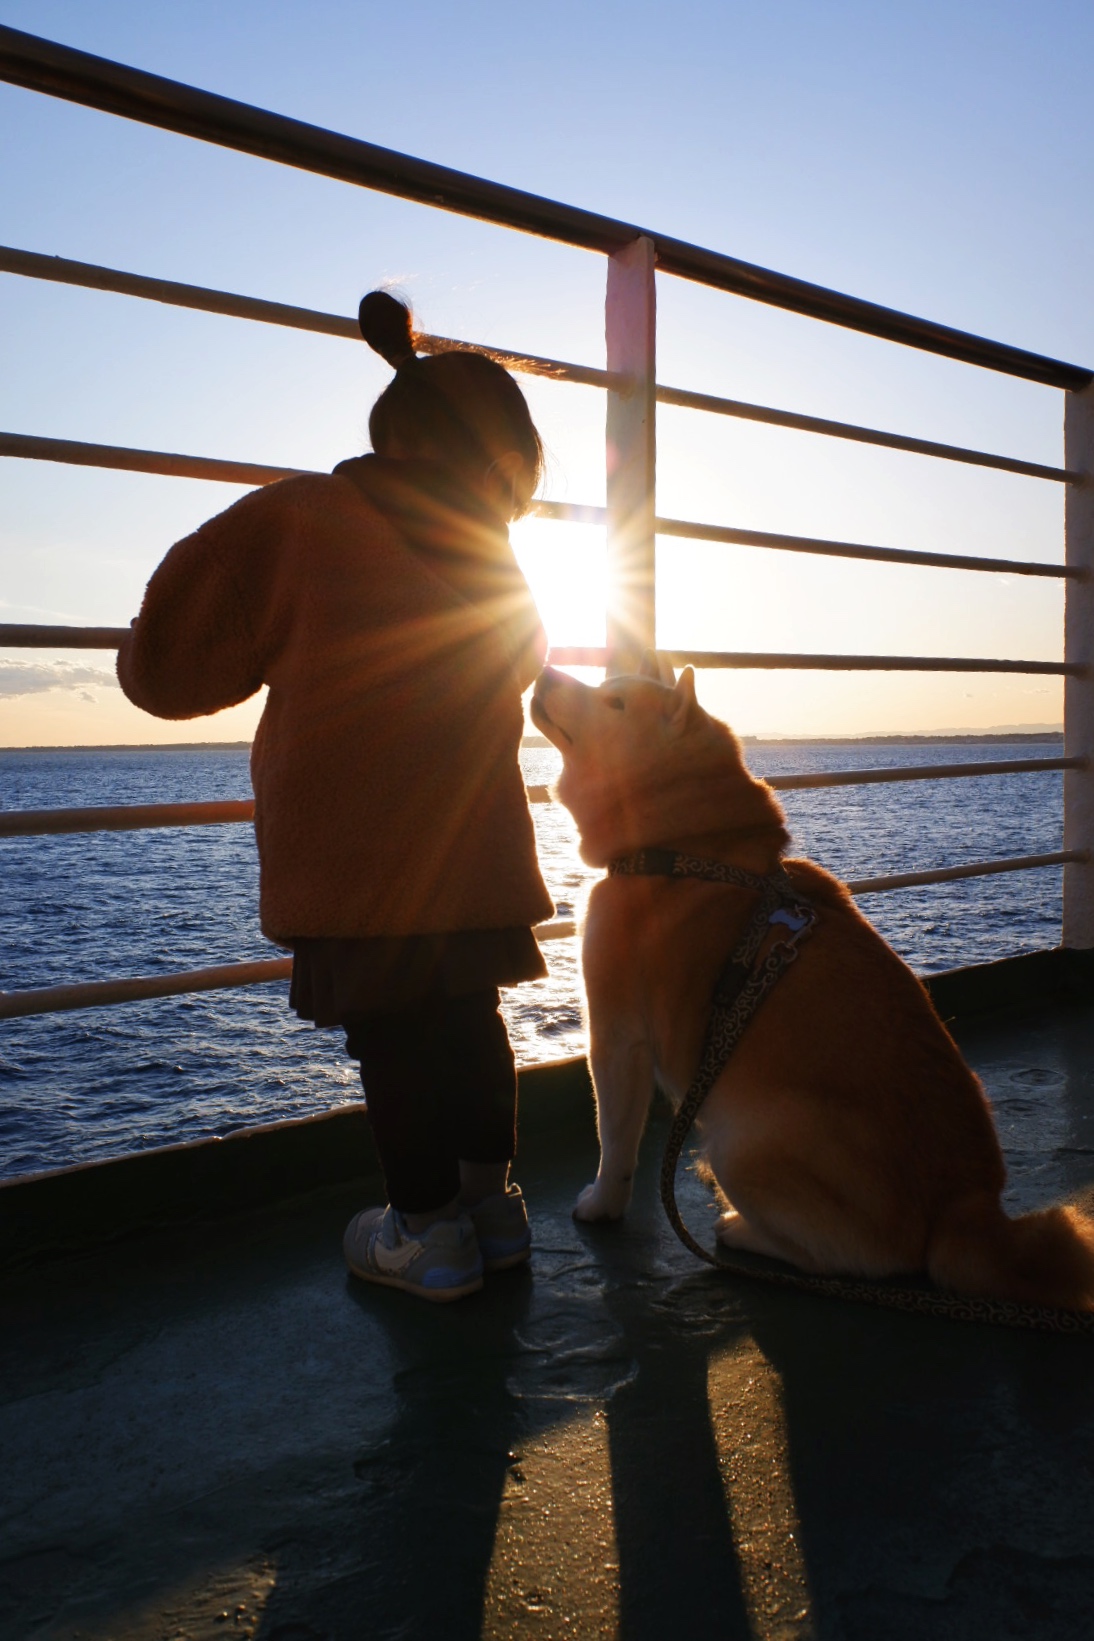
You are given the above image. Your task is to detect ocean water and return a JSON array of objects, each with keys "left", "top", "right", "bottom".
[{"left": 0, "top": 739, "right": 1065, "bottom": 1180}]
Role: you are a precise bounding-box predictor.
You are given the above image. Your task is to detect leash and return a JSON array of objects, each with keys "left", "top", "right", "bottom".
[
  {"left": 610, "top": 849, "right": 817, "bottom": 1270},
  {"left": 609, "top": 848, "right": 1094, "bottom": 1336}
]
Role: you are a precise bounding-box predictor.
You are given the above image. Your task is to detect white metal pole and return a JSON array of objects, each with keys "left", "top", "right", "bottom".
[
  {"left": 1063, "top": 382, "right": 1094, "bottom": 947},
  {"left": 605, "top": 235, "right": 657, "bottom": 672}
]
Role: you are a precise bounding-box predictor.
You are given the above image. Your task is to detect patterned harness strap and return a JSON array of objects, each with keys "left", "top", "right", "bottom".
[
  {"left": 608, "top": 848, "right": 1094, "bottom": 1336},
  {"left": 610, "top": 849, "right": 817, "bottom": 1268}
]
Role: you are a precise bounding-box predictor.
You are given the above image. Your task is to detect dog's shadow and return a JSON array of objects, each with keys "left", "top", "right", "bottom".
[{"left": 586, "top": 1121, "right": 1094, "bottom": 1641}]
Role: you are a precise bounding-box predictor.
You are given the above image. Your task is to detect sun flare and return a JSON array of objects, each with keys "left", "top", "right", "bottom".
[{"left": 511, "top": 517, "right": 607, "bottom": 651}]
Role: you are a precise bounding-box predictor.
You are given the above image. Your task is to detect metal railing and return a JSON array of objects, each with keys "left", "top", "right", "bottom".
[
  {"left": 0, "top": 27, "right": 1088, "bottom": 386},
  {"left": 0, "top": 917, "right": 580, "bottom": 1023},
  {"left": 0, "top": 430, "right": 1078, "bottom": 581},
  {"left": 1, "top": 245, "right": 1080, "bottom": 486},
  {"left": 0, "top": 619, "right": 1077, "bottom": 677},
  {"left": 1, "top": 23, "right": 1092, "bottom": 1023},
  {"left": 0, "top": 759, "right": 1078, "bottom": 840}
]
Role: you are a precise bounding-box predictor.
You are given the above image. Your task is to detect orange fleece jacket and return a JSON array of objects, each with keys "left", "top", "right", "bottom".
[{"left": 116, "top": 467, "right": 554, "bottom": 943}]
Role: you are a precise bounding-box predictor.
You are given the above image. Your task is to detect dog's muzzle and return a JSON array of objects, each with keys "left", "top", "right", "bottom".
[{"left": 531, "top": 667, "right": 571, "bottom": 742}]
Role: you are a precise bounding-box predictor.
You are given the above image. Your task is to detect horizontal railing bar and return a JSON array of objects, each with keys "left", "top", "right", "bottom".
[
  {"left": 0, "top": 623, "right": 129, "bottom": 648},
  {"left": 4, "top": 247, "right": 1076, "bottom": 482},
  {"left": 0, "top": 854, "right": 1075, "bottom": 1019},
  {"left": 0, "top": 620, "right": 1075, "bottom": 679},
  {"left": 0, "top": 27, "right": 1089, "bottom": 390},
  {"left": 0, "top": 621, "right": 1071, "bottom": 677},
  {"left": 768, "top": 757, "right": 1079, "bottom": 791},
  {"left": 0, "top": 246, "right": 616, "bottom": 390},
  {"left": 531, "top": 499, "right": 610, "bottom": 526},
  {"left": 846, "top": 850, "right": 1082, "bottom": 895},
  {"left": 417, "top": 335, "right": 611, "bottom": 388},
  {"left": 0, "top": 799, "right": 255, "bottom": 836},
  {"left": 0, "top": 788, "right": 556, "bottom": 837},
  {"left": 0, "top": 430, "right": 303, "bottom": 487},
  {"left": 0, "top": 766, "right": 1077, "bottom": 841},
  {"left": 1, "top": 435, "right": 1072, "bottom": 582},
  {"left": 3, "top": 434, "right": 614, "bottom": 522},
  {"left": 0, "top": 624, "right": 1075, "bottom": 675},
  {"left": 0, "top": 958, "right": 297, "bottom": 1019},
  {"left": 653, "top": 517, "right": 1075, "bottom": 580},
  {"left": 0, "top": 244, "right": 363, "bottom": 339},
  {"left": 0, "top": 918, "right": 578, "bottom": 1021},
  {"left": 657, "top": 385, "right": 1079, "bottom": 484},
  {"left": 550, "top": 647, "right": 1077, "bottom": 676}
]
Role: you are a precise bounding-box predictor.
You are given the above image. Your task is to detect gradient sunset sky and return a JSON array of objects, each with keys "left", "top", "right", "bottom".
[{"left": 2, "top": 0, "right": 1092, "bottom": 744}]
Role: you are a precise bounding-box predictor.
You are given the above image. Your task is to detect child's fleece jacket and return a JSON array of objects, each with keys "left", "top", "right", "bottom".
[{"left": 117, "top": 458, "right": 554, "bottom": 945}]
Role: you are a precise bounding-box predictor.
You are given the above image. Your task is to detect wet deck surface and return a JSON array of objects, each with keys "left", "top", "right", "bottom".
[{"left": 5, "top": 998, "right": 1094, "bottom": 1640}]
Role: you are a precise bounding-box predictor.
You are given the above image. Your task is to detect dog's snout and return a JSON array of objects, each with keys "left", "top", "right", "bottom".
[{"left": 530, "top": 665, "right": 578, "bottom": 747}]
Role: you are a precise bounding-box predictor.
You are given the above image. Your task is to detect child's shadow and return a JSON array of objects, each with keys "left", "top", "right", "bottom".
[{"left": 268, "top": 1264, "right": 550, "bottom": 1641}]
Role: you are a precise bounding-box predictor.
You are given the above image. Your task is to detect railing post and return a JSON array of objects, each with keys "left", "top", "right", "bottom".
[
  {"left": 1063, "top": 382, "right": 1094, "bottom": 947},
  {"left": 605, "top": 235, "right": 657, "bottom": 672}
]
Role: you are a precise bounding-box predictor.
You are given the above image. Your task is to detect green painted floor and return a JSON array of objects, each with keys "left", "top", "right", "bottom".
[{"left": 4, "top": 998, "right": 1094, "bottom": 1641}]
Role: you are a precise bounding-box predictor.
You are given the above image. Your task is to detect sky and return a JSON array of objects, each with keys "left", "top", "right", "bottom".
[{"left": 1, "top": 0, "right": 1092, "bottom": 744}]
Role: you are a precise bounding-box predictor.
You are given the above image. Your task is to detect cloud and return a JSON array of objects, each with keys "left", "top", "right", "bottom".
[{"left": 0, "top": 662, "right": 120, "bottom": 700}]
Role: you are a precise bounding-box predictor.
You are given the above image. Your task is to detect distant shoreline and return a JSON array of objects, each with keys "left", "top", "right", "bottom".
[
  {"left": 741, "top": 730, "right": 1065, "bottom": 747},
  {"left": 1, "top": 730, "right": 1066, "bottom": 753},
  {"left": 0, "top": 742, "right": 256, "bottom": 753}
]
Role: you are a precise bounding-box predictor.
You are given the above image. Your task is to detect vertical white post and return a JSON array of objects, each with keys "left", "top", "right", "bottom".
[
  {"left": 1063, "top": 382, "right": 1094, "bottom": 947},
  {"left": 605, "top": 235, "right": 657, "bottom": 673}
]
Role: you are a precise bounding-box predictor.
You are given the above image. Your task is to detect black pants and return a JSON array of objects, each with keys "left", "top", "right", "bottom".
[{"left": 343, "top": 988, "right": 518, "bottom": 1214}]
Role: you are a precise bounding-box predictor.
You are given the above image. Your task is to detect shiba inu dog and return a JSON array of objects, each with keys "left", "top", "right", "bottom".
[{"left": 531, "top": 659, "right": 1094, "bottom": 1309}]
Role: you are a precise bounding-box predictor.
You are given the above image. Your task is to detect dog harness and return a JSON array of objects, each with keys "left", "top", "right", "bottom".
[
  {"left": 607, "top": 847, "right": 1094, "bottom": 1334},
  {"left": 608, "top": 849, "right": 817, "bottom": 1268}
]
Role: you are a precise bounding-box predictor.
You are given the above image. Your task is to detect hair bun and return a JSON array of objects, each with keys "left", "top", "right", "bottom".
[{"left": 358, "top": 290, "right": 417, "bottom": 368}]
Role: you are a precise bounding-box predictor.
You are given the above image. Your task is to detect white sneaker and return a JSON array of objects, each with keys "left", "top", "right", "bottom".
[{"left": 343, "top": 1205, "right": 484, "bottom": 1301}]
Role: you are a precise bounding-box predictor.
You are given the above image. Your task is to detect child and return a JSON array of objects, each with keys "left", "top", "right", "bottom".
[{"left": 117, "top": 291, "right": 554, "bottom": 1301}]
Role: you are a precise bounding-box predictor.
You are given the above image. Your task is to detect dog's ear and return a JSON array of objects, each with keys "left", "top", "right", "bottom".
[
  {"left": 665, "top": 666, "right": 697, "bottom": 735},
  {"left": 639, "top": 649, "right": 677, "bottom": 686}
]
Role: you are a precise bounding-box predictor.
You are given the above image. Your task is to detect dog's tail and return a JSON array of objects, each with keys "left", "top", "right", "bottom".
[{"left": 927, "top": 1193, "right": 1094, "bottom": 1312}]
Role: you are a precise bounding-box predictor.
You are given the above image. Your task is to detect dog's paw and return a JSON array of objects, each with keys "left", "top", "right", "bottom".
[{"left": 572, "top": 1180, "right": 629, "bottom": 1222}]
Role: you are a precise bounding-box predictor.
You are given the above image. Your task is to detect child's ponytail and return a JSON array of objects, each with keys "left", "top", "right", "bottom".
[
  {"left": 358, "top": 289, "right": 544, "bottom": 518},
  {"left": 358, "top": 290, "right": 418, "bottom": 370}
]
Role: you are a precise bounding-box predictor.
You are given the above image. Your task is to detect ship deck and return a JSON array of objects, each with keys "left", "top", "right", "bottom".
[{"left": 5, "top": 983, "right": 1094, "bottom": 1641}]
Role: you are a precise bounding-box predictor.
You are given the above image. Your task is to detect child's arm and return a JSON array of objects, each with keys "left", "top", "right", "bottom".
[{"left": 117, "top": 480, "right": 296, "bottom": 720}]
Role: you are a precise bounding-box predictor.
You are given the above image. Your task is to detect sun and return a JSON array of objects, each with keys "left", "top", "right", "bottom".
[{"left": 511, "top": 517, "right": 607, "bottom": 651}]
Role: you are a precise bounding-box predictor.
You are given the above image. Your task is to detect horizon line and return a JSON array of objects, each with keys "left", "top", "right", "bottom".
[{"left": 0, "top": 727, "right": 1066, "bottom": 754}]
